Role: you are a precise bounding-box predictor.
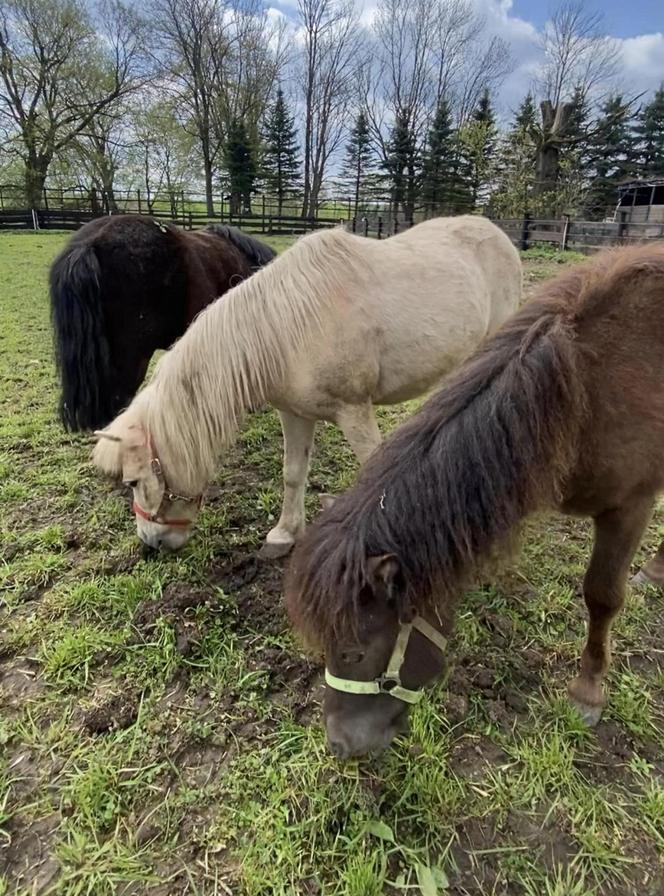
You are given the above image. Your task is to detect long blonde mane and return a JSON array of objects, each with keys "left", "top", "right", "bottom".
[{"left": 98, "top": 227, "right": 365, "bottom": 493}]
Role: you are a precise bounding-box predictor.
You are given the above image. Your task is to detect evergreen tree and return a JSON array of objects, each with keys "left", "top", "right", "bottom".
[
  {"left": 491, "top": 93, "right": 538, "bottom": 218},
  {"left": 635, "top": 85, "right": 664, "bottom": 178},
  {"left": 420, "top": 99, "right": 457, "bottom": 215},
  {"left": 343, "top": 111, "right": 375, "bottom": 219},
  {"left": 224, "top": 119, "right": 257, "bottom": 215},
  {"left": 459, "top": 88, "right": 497, "bottom": 208},
  {"left": 262, "top": 88, "right": 301, "bottom": 216},
  {"left": 584, "top": 96, "right": 637, "bottom": 219},
  {"left": 384, "top": 110, "right": 419, "bottom": 220}
]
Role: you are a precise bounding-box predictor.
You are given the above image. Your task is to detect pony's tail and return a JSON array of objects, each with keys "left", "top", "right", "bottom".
[{"left": 50, "top": 243, "right": 110, "bottom": 431}]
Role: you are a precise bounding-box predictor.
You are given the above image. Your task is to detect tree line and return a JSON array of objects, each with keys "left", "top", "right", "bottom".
[{"left": 0, "top": 0, "right": 662, "bottom": 221}]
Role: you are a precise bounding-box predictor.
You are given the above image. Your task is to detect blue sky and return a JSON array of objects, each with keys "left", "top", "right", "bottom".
[
  {"left": 510, "top": 0, "right": 663, "bottom": 39},
  {"left": 270, "top": 0, "right": 664, "bottom": 115}
]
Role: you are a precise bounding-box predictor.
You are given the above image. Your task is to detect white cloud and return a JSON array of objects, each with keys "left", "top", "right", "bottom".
[{"left": 619, "top": 33, "right": 664, "bottom": 97}]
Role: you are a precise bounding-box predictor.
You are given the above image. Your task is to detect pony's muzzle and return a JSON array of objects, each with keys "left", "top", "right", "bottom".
[
  {"left": 135, "top": 518, "right": 192, "bottom": 552},
  {"left": 325, "top": 704, "right": 410, "bottom": 759}
]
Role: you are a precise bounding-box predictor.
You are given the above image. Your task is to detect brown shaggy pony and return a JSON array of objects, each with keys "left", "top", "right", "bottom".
[{"left": 286, "top": 241, "right": 664, "bottom": 758}]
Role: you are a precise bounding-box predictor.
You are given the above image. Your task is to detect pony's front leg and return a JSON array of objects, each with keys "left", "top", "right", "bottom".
[
  {"left": 632, "top": 538, "right": 664, "bottom": 587},
  {"left": 568, "top": 499, "right": 653, "bottom": 725},
  {"left": 335, "top": 403, "right": 382, "bottom": 465},
  {"left": 260, "top": 410, "right": 316, "bottom": 560}
]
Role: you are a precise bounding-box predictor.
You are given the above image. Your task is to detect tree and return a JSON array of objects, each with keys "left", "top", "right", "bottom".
[
  {"left": 343, "top": 110, "right": 374, "bottom": 218},
  {"left": 584, "top": 95, "right": 637, "bottom": 219},
  {"left": 534, "top": 0, "right": 619, "bottom": 202},
  {"left": 384, "top": 108, "right": 420, "bottom": 220},
  {"left": 224, "top": 119, "right": 257, "bottom": 215},
  {"left": 420, "top": 98, "right": 456, "bottom": 214},
  {"left": 262, "top": 88, "right": 301, "bottom": 216},
  {"left": 0, "top": 0, "right": 146, "bottom": 207},
  {"left": 298, "top": 0, "right": 360, "bottom": 218},
  {"left": 635, "top": 85, "right": 664, "bottom": 179},
  {"left": 491, "top": 93, "right": 538, "bottom": 217},
  {"left": 458, "top": 87, "right": 497, "bottom": 207},
  {"left": 150, "top": 0, "right": 228, "bottom": 216}
]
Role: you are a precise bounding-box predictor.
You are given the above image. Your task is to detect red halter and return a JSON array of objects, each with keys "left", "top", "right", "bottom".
[{"left": 132, "top": 435, "right": 203, "bottom": 528}]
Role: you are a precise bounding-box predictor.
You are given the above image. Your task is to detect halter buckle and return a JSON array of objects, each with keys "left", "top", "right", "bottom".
[{"left": 377, "top": 675, "right": 400, "bottom": 694}]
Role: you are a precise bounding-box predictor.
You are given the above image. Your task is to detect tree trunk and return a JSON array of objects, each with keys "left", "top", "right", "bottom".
[
  {"left": 24, "top": 154, "right": 50, "bottom": 208},
  {"left": 203, "top": 151, "right": 214, "bottom": 216}
]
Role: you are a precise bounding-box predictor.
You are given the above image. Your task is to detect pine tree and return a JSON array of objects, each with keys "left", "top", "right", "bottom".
[
  {"left": 459, "top": 88, "right": 497, "bottom": 208},
  {"left": 343, "top": 111, "right": 374, "bottom": 219},
  {"left": 491, "top": 93, "right": 538, "bottom": 218},
  {"left": 384, "top": 110, "right": 419, "bottom": 220},
  {"left": 262, "top": 89, "right": 301, "bottom": 216},
  {"left": 635, "top": 85, "right": 664, "bottom": 178},
  {"left": 420, "top": 99, "right": 457, "bottom": 215},
  {"left": 224, "top": 119, "right": 257, "bottom": 215},
  {"left": 584, "top": 96, "right": 637, "bottom": 220}
]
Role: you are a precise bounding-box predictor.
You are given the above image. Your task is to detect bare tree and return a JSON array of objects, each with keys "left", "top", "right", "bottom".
[
  {"left": 150, "top": 0, "right": 231, "bottom": 214},
  {"left": 534, "top": 0, "right": 620, "bottom": 197},
  {"left": 297, "top": 0, "right": 360, "bottom": 218},
  {"left": 539, "top": 0, "right": 618, "bottom": 109},
  {"left": 0, "top": 0, "right": 147, "bottom": 207}
]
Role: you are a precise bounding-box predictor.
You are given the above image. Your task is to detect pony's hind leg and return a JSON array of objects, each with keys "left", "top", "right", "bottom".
[
  {"left": 631, "top": 538, "right": 664, "bottom": 588},
  {"left": 261, "top": 411, "right": 316, "bottom": 560},
  {"left": 568, "top": 499, "right": 653, "bottom": 726}
]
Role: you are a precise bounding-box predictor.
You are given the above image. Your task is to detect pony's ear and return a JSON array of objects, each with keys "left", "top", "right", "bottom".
[
  {"left": 92, "top": 431, "right": 123, "bottom": 478},
  {"left": 366, "top": 554, "right": 414, "bottom": 622},
  {"left": 319, "top": 493, "right": 337, "bottom": 512}
]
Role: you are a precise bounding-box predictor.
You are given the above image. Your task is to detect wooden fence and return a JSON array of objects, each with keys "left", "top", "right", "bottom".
[{"left": 1, "top": 206, "right": 663, "bottom": 253}]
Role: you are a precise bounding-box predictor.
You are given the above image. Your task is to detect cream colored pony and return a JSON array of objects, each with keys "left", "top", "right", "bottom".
[{"left": 93, "top": 216, "right": 522, "bottom": 555}]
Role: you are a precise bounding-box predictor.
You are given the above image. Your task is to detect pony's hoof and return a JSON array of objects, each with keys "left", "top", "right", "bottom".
[
  {"left": 569, "top": 698, "right": 603, "bottom": 727},
  {"left": 259, "top": 539, "right": 294, "bottom": 560}
]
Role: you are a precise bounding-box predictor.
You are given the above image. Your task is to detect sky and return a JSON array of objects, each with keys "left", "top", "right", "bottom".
[
  {"left": 268, "top": 0, "right": 664, "bottom": 118},
  {"left": 485, "top": 0, "right": 664, "bottom": 115}
]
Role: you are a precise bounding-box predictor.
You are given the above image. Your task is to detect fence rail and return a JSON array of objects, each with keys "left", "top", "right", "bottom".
[{"left": 1, "top": 205, "right": 663, "bottom": 252}]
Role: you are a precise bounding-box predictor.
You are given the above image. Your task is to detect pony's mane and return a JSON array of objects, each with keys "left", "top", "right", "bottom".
[
  {"left": 205, "top": 223, "right": 276, "bottom": 268},
  {"left": 286, "top": 257, "right": 607, "bottom": 647},
  {"left": 101, "top": 227, "right": 367, "bottom": 493}
]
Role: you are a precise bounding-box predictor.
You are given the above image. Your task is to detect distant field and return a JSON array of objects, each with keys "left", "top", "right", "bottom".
[{"left": 1, "top": 232, "right": 663, "bottom": 895}]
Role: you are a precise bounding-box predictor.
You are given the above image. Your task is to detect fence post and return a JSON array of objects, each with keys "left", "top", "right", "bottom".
[
  {"left": 220, "top": 194, "right": 224, "bottom": 222},
  {"left": 394, "top": 218, "right": 399, "bottom": 235},
  {"left": 42, "top": 188, "right": 49, "bottom": 211},
  {"left": 31, "top": 208, "right": 39, "bottom": 232},
  {"left": 561, "top": 214, "right": 570, "bottom": 252},
  {"left": 188, "top": 211, "right": 193, "bottom": 230},
  {"left": 351, "top": 216, "right": 356, "bottom": 233},
  {"left": 377, "top": 216, "right": 383, "bottom": 240},
  {"left": 363, "top": 216, "right": 369, "bottom": 237},
  {"left": 520, "top": 213, "right": 531, "bottom": 251},
  {"left": 618, "top": 210, "right": 628, "bottom": 241},
  {"left": 137, "top": 189, "right": 142, "bottom": 215},
  {"left": 262, "top": 194, "right": 266, "bottom": 233}
]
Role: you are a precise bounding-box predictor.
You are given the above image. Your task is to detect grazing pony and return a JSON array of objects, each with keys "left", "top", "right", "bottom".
[
  {"left": 285, "top": 242, "right": 664, "bottom": 758},
  {"left": 50, "top": 215, "right": 275, "bottom": 431},
  {"left": 92, "top": 216, "right": 521, "bottom": 555}
]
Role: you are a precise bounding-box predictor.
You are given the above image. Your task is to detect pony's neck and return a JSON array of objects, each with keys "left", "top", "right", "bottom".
[{"left": 139, "top": 275, "right": 277, "bottom": 494}]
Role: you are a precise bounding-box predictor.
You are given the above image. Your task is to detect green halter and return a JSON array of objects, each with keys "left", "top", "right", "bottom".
[{"left": 325, "top": 616, "right": 448, "bottom": 705}]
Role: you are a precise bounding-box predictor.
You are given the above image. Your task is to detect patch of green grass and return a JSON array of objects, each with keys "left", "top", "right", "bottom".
[{"left": 1, "top": 232, "right": 663, "bottom": 895}]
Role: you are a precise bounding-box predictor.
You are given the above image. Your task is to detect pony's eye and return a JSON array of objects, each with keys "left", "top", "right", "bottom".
[{"left": 124, "top": 479, "right": 138, "bottom": 489}]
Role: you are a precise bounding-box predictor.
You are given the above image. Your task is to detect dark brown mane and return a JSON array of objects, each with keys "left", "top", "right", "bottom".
[{"left": 284, "top": 248, "right": 653, "bottom": 647}]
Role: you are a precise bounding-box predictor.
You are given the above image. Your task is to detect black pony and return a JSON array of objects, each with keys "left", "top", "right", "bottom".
[{"left": 50, "top": 215, "right": 276, "bottom": 431}]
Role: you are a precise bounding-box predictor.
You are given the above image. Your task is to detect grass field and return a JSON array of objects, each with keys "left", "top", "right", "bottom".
[{"left": 1, "top": 232, "right": 663, "bottom": 895}]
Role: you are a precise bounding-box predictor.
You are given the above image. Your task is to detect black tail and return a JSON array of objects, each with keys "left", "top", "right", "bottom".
[
  {"left": 50, "top": 243, "right": 111, "bottom": 431},
  {"left": 205, "top": 223, "right": 276, "bottom": 269}
]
